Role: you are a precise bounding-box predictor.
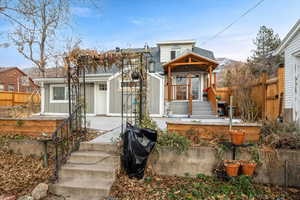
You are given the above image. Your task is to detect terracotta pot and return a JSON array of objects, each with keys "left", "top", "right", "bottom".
[
  {"left": 224, "top": 160, "right": 240, "bottom": 177},
  {"left": 241, "top": 162, "right": 257, "bottom": 176},
  {"left": 229, "top": 130, "right": 245, "bottom": 145}
]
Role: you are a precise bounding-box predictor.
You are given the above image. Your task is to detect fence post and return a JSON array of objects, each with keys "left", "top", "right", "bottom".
[
  {"left": 261, "top": 71, "right": 268, "bottom": 120},
  {"left": 12, "top": 92, "right": 15, "bottom": 106},
  {"left": 277, "top": 65, "right": 285, "bottom": 118}
]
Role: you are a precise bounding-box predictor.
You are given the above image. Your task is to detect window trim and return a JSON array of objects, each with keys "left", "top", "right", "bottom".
[
  {"left": 49, "top": 84, "right": 68, "bottom": 103},
  {"left": 118, "top": 80, "right": 139, "bottom": 90}
]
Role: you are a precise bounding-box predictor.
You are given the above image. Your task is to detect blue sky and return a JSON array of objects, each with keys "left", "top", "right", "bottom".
[{"left": 0, "top": 0, "right": 300, "bottom": 68}]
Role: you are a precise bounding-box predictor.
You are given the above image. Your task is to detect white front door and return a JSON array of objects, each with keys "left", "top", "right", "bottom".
[{"left": 95, "top": 82, "right": 107, "bottom": 115}]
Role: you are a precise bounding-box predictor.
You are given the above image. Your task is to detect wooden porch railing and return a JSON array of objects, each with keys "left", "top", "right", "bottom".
[{"left": 207, "top": 86, "right": 217, "bottom": 113}]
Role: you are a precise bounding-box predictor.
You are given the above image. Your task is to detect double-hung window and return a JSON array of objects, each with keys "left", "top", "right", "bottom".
[{"left": 50, "top": 85, "right": 68, "bottom": 103}]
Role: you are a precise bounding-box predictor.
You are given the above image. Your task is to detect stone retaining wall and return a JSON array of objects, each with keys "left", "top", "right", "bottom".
[{"left": 151, "top": 147, "right": 300, "bottom": 188}]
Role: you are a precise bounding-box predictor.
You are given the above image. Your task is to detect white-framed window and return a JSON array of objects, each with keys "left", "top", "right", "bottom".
[
  {"left": 50, "top": 84, "right": 68, "bottom": 103},
  {"left": 20, "top": 76, "right": 30, "bottom": 86},
  {"left": 0, "top": 84, "right": 4, "bottom": 91},
  {"left": 8, "top": 84, "right": 15, "bottom": 91},
  {"left": 99, "top": 83, "right": 107, "bottom": 91},
  {"left": 119, "top": 80, "right": 139, "bottom": 90}
]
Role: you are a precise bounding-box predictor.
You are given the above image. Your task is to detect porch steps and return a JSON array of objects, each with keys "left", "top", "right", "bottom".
[
  {"left": 191, "top": 101, "right": 218, "bottom": 119},
  {"left": 50, "top": 142, "right": 119, "bottom": 200}
]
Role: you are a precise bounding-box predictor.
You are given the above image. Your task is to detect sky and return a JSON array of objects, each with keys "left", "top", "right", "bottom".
[{"left": 0, "top": 0, "right": 300, "bottom": 68}]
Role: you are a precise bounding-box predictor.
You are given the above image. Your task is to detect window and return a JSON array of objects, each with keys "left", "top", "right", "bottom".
[
  {"left": 50, "top": 85, "right": 68, "bottom": 103},
  {"left": 0, "top": 84, "right": 4, "bottom": 91},
  {"left": 8, "top": 84, "right": 14, "bottom": 92},
  {"left": 119, "top": 80, "right": 139, "bottom": 89},
  {"left": 20, "top": 76, "right": 29, "bottom": 86},
  {"left": 170, "top": 51, "right": 176, "bottom": 60},
  {"left": 99, "top": 83, "right": 107, "bottom": 91}
]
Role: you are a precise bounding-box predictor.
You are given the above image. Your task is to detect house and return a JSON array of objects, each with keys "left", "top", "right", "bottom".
[
  {"left": 0, "top": 67, "right": 39, "bottom": 93},
  {"left": 275, "top": 19, "right": 300, "bottom": 125},
  {"left": 35, "top": 40, "right": 219, "bottom": 118}
]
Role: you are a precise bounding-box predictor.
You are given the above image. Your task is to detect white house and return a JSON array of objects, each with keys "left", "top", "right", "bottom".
[{"left": 275, "top": 19, "right": 300, "bottom": 125}]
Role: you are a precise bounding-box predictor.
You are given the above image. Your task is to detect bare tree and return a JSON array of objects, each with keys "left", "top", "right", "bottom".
[
  {"left": 3, "top": 0, "right": 68, "bottom": 76},
  {"left": 1, "top": 0, "right": 101, "bottom": 77}
]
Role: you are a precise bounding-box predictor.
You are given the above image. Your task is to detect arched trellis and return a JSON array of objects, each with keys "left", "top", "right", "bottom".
[
  {"left": 51, "top": 47, "right": 152, "bottom": 181},
  {"left": 64, "top": 47, "right": 152, "bottom": 134}
]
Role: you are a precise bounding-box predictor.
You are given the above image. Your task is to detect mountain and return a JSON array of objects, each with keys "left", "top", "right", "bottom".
[{"left": 215, "top": 58, "right": 242, "bottom": 72}]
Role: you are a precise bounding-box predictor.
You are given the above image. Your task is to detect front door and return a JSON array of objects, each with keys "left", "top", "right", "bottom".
[
  {"left": 95, "top": 82, "right": 107, "bottom": 115},
  {"left": 191, "top": 76, "right": 200, "bottom": 100}
]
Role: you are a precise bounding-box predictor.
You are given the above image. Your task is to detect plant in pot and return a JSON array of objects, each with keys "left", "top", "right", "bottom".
[
  {"left": 223, "top": 160, "right": 240, "bottom": 177},
  {"left": 240, "top": 160, "right": 257, "bottom": 176},
  {"left": 216, "top": 95, "right": 222, "bottom": 101},
  {"left": 229, "top": 129, "right": 246, "bottom": 145}
]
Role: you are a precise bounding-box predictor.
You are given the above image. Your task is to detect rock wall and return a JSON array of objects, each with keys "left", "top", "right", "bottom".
[{"left": 151, "top": 147, "right": 300, "bottom": 188}]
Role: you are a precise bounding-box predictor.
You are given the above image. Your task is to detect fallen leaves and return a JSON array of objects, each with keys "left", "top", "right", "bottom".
[
  {"left": 110, "top": 169, "right": 300, "bottom": 200},
  {"left": 0, "top": 149, "right": 53, "bottom": 197}
]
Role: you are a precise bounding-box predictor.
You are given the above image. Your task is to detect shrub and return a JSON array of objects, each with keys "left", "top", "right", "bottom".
[{"left": 157, "top": 131, "right": 191, "bottom": 153}]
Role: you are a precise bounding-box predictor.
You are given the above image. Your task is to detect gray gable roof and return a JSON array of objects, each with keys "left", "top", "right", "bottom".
[{"left": 192, "top": 47, "right": 215, "bottom": 60}]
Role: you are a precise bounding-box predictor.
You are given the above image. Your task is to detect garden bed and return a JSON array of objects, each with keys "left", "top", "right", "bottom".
[{"left": 110, "top": 170, "right": 300, "bottom": 200}]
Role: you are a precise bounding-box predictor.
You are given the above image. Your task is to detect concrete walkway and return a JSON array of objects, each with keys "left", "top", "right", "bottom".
[{"left": 86, "top": 116, "right": 178, "bottom": 143}]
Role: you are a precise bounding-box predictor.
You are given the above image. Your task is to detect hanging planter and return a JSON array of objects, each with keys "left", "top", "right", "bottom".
[
  {"left": 131, "top": 71, "right": 140, "bottom": 80},
  {"left": 229, "top": 129, "right": 245, "bottom": 145},
  {"left": 224, "top": 160, "right": 240, "bottom": 177},
  {"left": 240, "top": 160, "right": 257, "bottom": 176}
]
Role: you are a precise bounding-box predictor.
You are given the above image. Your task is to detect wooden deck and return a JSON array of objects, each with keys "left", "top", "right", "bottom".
[{"left": 167, "top": 121, "right": 261, "bottom": 142}]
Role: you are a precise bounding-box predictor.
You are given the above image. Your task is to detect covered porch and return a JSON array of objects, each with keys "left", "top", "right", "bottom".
[{"left": 163, "top": 52, "right": 219, "bottom": 117}]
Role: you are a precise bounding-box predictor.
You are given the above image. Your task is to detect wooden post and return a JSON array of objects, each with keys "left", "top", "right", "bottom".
[
  {"left": 214, "top": 72, "right": 217, "bottom": 88},
  {"left": 167, "top": 65, "right": 172, "bottom": 101},
  {"left": 12, "top": 92, "right": 15, "bottom": 106},
  {"left": 209, "top": 66, "right": 212, "bottom": 88},
  {"left": 261, "top": 71, "right": 268, "bottom": 120},
  {"left": 277, "top": 65, "right": 284, "bottom": 117},
  {"left": 188, "top": 74, "right": 192, "bottom": 117}
]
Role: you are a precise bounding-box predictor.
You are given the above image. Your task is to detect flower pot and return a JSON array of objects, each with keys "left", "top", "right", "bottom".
[
  {"left": 229, "top": 130, "right": 245, "bottom": 145},
  {"left": 241, "top": 161, "right": 257, "bottom": 176},
  {"left": 224, "top": 160, "right": 240, "bottom": 177}
]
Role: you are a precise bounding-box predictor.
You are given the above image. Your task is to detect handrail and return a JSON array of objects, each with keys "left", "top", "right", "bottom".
[
  {"left": 51, "top": 104, "right": 86, "bottom": 181},
  {"left": 207, "top": 86, "right": 218, "bottom": 113}
]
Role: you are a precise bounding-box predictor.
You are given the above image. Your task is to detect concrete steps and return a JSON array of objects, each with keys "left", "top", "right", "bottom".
[
  {"left": 51, "top": 142, "right": 119, "bottom": 200},
  {"left": 191, "top": 101, "right": 218, "bottom": 119}
]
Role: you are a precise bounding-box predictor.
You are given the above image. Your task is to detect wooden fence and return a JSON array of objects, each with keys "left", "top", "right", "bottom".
[
  {"left": 216, "top": 66, "right": 284, "bottom": 121},
  {"left": 0, "top": 91, "right": 40, "bottom": 107}
]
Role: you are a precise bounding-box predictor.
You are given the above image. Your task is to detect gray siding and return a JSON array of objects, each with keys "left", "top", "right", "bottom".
[
  {"left": 284, "top": 29, "right": 300, "bottom": 123},
  {"left": 170, "top": 101, "right": 188, "bottom": 115},
  {"left": 44, "top": 83, "right": 94, "bottom": 114},
  {"left": 109, "top": 73, "right": 161, "bottom": 115}
]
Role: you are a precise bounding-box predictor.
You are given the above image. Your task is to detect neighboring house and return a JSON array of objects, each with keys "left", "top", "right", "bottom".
[
  {"left": 35, "top": 40, "right": 219, "bottom": 118},
  {"left": 0, "top": 67, "right": 39, "bottom": 93},
  {"left": 275, "top": 19, "right": 300, "bottom": 125}
]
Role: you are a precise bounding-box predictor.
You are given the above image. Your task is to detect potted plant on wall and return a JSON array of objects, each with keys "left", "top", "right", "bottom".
[
  {"left": 229, "top": 129, "right": 246, "bottom": 145},
  {"left": 223, "top": 160, "right": 240, "bottom": 177}
]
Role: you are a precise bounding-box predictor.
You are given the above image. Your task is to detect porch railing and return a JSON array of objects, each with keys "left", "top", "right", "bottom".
[
  {"left": 207, "top": 86, "right": 217, "bottom": 113},
  {"left": 51, "top": 104, "right": 86, "bottom": 181},
  {"left": 167, "top": 83, "right": 193, "bottom": 117}
]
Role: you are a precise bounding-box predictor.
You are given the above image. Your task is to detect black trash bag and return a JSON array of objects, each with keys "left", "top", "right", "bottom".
[{"left": 122, "top": 123, "right": 157, "bottom": 179}]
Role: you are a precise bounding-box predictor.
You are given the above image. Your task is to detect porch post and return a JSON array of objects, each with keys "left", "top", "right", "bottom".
[
  {"left": 214, "top": 72, "right": 217, "bottom": 88},
  {"left": 167, "top": 65, "right": 172, "bottom": 101},
  {"left": 209, "top": 66, "right": 212, "bottom": 88},
  {"left": 188, "top": 74, "right": 192, "bottom": 117}
]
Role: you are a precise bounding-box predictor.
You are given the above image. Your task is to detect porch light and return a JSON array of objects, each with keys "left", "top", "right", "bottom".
[{"left": 149, "top": 59, "right": 155, "bottom": 73}]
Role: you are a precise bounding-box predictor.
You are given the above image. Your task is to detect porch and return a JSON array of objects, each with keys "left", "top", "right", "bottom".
[{"left": 163, "top": 52, "right": 219, "bottom": 118}]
